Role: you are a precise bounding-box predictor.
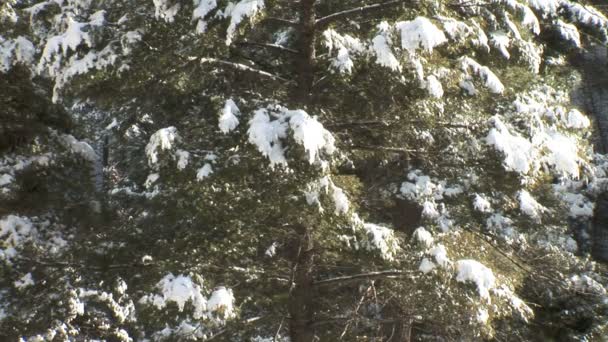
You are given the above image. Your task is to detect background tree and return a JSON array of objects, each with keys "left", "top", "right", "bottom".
[{"left": 2, "top": 0, "right": 608, "bottom": 341}]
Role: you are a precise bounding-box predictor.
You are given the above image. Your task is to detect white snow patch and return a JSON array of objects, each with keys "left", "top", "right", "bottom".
[
  {"left": 518, "top": 190, "right": 546, "bottom": 221},
  {"left": 419, "top": 258, "right": 436, "bottom": 273},
  {"left": 14, "top": 273, "right": 34, "bottom": 289},
  {"left": 219, "top": 98, "right": 240, "bottom": 134},
  {"left": 456, "top": 259, "right": 495, "bottom": 299},
  {"left": 140, "top": 273, "right": 207, "bottom": 319},
  {"left": 395, "top": 17, "right": 447, "bottom": 53},
  {"left": 430, "top": 244, "right": 450, "bottom": 267},
  {"left": 460, "top": 57, "right": 504, "bottom": 94},
  {"left": 176, "top": 149, "right": 190, "bottom": 170},
  {"left": 146, "top": 127, "right": 178, "bottom": 167},
  {"left": 207, "top": 286, "right": 235, "bottom": 318},
  {"left": 485, "top": 116, "right": 536, "bottom": 174},
  {"left": 473, "top": 194, "right": 492, "bottom": 213},
  {"left": 196, "top": 164, "right": 214, "bottom": 180},
  {"left": 413, "top": 227, "right": 434, "bottom": 248}
]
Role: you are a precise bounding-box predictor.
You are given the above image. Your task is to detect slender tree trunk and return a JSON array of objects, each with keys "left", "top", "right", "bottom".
[
  {"left": 294, "top": 0, "right": 316, "bottom": 105},
  {"left": 288, "top": 2, "right": 317, "bottom": 342},
  {"left": 288, "top": 224, "right": 315, "bottom": 342}
]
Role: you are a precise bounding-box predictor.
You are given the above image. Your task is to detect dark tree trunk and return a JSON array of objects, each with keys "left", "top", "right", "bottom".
[
  {"left": 288, "top": 2, "right": 318, "bottom": 342},
  {"left": 288, "top": 224, "right": 316, "bottom": 342},
  {"left": 294, "top": 0, "right": 316, "bottom": 106}
]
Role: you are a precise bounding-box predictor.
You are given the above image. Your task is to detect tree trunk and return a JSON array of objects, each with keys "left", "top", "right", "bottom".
[
  {"left": 294, "top": 0, "right": 316, "bottom": 106},
  {"left": 288, "top": 224, "right": 315, "bottom": 342},
  {"left": 288, "top": 2, "right": 317, "bottom": 341}
]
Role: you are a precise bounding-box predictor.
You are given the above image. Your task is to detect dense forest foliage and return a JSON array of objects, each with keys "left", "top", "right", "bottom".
[{"left": 2, "top": 0, "right": 608, "bottom": 340}]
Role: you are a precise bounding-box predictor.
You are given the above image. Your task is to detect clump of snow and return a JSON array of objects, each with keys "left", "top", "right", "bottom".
[
  {"left": 430, "top": 244, "right": 450, "bottom": 267},
  {"left": 518, "top": 190, "right": 546, "bottom": 221},
  {"left": 304, "top": 176, "right": 350, "bottom": 215},
  {"left": 491, "top": 31, "right": 511, "bottom": 59},
  {"left": 175, "top": 149, "right": 190, "bottom": 170},
  {"left": 460, "top": 57, "right": 505, "bottom": 94},
  {"left": 0, "top": 36, "right": 35, "bottom": 72},
  {"left": 413, "top": 227, "right": 434, "bottom": 248},
  {"left": 323, "top": 29, "right": 365, "bottom": 73},
  {"left": 140, "top": 273, "right": 207, "bottom": 319},
  {"left": 419, "top": 258, "right": 436, "bottom": 273},
  {"left": 421, "top": 200, "right": 440, "bottom": 219},
  {"left": 14, "top": 273, "right": 34, "bottom": 289},
  {"left": 0, "top": 174, "right": 14, "bottom": 187},
  {"left": 146, "top": 127, "right": 178, "bottom": 167},
  {"left": 493, "top": 285, "right": 534, "bottom": 322},
  {"left": 555, "top": 20, "right": 581, "bottom": 48},
  {"left": 219, "top": 98, "right": 240, "bottom": 134},
  {"left": 425, "top": 75, "right": 444, "bottom": 98},
  {"left": 528, "top": 0, "right": 560, "bottom": 17},
  {"left": 220, "top": 0, "right": 265, "bottom": 46},
  {"left": 145, "top": 173, "right": 160, "bottom": 188},
  {"left": 196, "top": 164, "right": 214, "bottom": 180},
  {"left": 247, "top": 107, "right": 335, "bottom": 167},
  {"left": 0, "top": 215, "right": 36, "bottom": 263},
  {"left": 362, "top": 223, "right": 399, "bottom": 261},
  {"left": 61, "top": 134, "right": 97, "bottom": 162},
  {"left": 207, "top": 286, "right": 236, "bottom": 319},
  {"left": 553, "top": 184, "right": 594, "bottom": 218},
  {"left": 193, "top": 0, "right": 217, "bottom": 33},
  {"left": 455, "top": 259, "right": 496, "bottom": 299},
  {"left": 566, "top": 109, "right": 590, "bottom": 129},
  {"left": 371, "top": 22, "right": 401, "bottom": 71},
  {"left": 153, "top": 0, "right": 180, "bottom": 22},
  {"left": 485, "top": 116, "right": 536, "bottom": 174},
  {"left": 247, "top": 109, "right": 288, "bottom": 167},
  {"left": 289, "top": 110, "right": 336, "bottom": 164},
  {"left": 330, "top": 183, "right": 349, "bottom": 215},
  {"left": 439, "top": 16, "right": 472, "bottom": 42},
  {"left": 473, "top": 194, "right": 492, "bottom": 213},
  {"left": 569, "top": 274, "right": 607, "bottom": 295},
  {"left": 395, "top": 17, "right": 447, "bottom": 53},
  {"left": 542, "top": 131, "right": 580, "bottom": 178}
]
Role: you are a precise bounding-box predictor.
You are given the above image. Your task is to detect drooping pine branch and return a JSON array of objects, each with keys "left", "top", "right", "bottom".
[
  {"left": 315, "top": 0, "right": 420, "bottom": 29},
  {"left": 199, "top": 57, "right": 292, "bottom": 83}
]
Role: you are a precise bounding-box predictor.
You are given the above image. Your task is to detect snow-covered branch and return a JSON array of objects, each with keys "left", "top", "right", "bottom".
[
  {"left": 200, "top": 57, "right": 292, "bottom": 83},
  {"left": 315, "top": 0, "right": 420, "bottom": 28}
]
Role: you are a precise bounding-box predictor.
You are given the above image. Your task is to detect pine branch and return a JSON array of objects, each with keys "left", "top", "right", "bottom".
[
  {"left": 313, "top": 270, "right": 414, "bottom": 286},
  {"left": 237, "top": 41, "right": 300, "bottom": 54},
  {"left": 199, "top": 57, "right": 293, "bottom": 83},
  {"left": 315, "top": 0, "right": 419, "bottom": 28},
  {"left": 347, "top": 144, "right": 420, "bottom": 154},
  {"left": 263, "top": 17, "right": 299, "bottom": 27}
]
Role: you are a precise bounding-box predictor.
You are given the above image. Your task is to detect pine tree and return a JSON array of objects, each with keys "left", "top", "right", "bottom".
[{"left": 2, "top": 0, "right": 608, "bottom": 341}]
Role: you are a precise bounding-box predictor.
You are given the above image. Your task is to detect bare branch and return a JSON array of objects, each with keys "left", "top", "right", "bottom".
[
  {"left": 237, "top": 41, "right": 300, "bottom": 54},
  {"left": 263, "top": 17, "right": 298, "bottom": 27},
  {"left": 315, "top": 0, "right": 419, "bottom": 28},
  {"left": 313, "top": 270, "right": 414, "bottom": 286},
  {"left": 346, "top": 145, "right": 420, "bottom": 154},
  {"left": 200, "top": 57, "right": 293, "bottom": 83}
]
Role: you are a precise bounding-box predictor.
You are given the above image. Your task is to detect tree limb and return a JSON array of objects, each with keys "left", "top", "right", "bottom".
[
  {"left": 237, "top": 41, "right": 300, "bottom": 54},
  {"left": 263, "top": 17, "right": 299, "bottom": 27},
  {"left": 313, "top": 270, "right": 414, "bottom": 286},
  {"left": 315, "top": 0, "right": 419, "bottom": 28},
  {"left": 200, "top": 57, "right": 293, "bottom": 83}
]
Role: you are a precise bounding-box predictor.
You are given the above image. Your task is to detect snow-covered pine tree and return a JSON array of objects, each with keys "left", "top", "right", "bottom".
[{"left": 2, "top": 0, "right": 608, "bottom": 340}]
